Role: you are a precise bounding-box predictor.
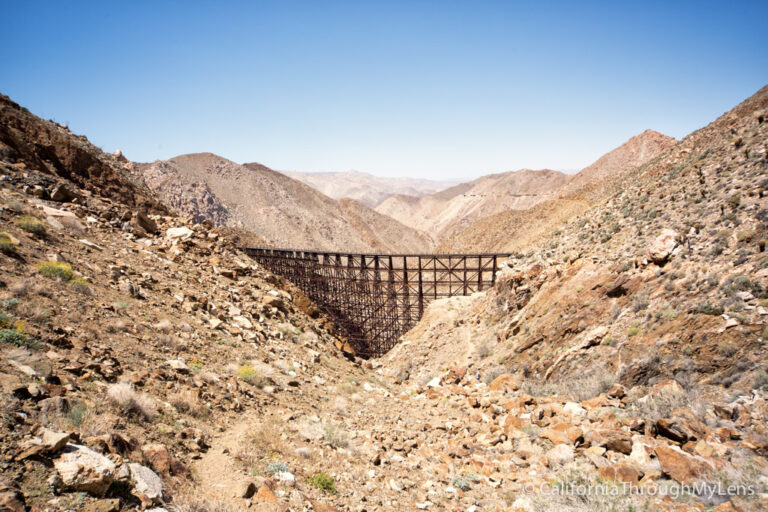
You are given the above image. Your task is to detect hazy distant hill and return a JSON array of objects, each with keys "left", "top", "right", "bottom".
[
  {"left": 283, "top": 169, "right": 458, "bottom": 207},
  {"left": 376, "top": 168, "right": 571, "bottom": 242}
]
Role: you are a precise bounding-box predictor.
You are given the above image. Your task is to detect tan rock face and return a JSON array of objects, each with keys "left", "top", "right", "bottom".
[
  {"left": 646, "top": 228, "right": 679, "bottom": 264},
  {"left": 0, "top": 482, "right": 26, "bottom": 512},
  {"left": 53, "top": 444, "right": 116, "bottom": 496},
  {"left": 128, "top": 463, "right": 164, "bottom": 504},
  {"left": 583, "top": 429, "right": 633, "bottom": 455}
]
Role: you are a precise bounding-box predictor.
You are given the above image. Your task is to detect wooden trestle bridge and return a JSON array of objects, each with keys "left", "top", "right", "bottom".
[{"left": 245, "top": 247, "right": 510, "bottom": 357}]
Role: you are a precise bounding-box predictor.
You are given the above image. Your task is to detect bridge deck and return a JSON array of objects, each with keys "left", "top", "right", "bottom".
[{"left": 245, "top": 247, "right": 510, "bottom": 357}]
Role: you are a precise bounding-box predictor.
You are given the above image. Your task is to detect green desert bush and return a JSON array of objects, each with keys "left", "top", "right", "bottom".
[
  {"left": 307, "top": 472, "right": 336, "bottom": 494},
  {"left": 0, "top": 327, "right": 39, "bottom": 349},
  {"left": 36, "top": 261, "right": 75, "bottom": 281},
  {"left": 452, "top": 476, "right": 472, "bottom": 491},
  {"left": 69, "top": 277, "right": 92, "bottom": 294},
  {"left": 690, "top": 303, "right": 724, "bottom": 316},
  {"left": 16, "top": 215, "right": 47, "bottom": 235},
  {"left": 0, "top": 232, "right": 17, "bottom": 254}
]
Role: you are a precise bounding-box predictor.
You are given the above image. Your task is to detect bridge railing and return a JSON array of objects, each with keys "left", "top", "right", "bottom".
[{"left": 244, "top": 247, "right": 510, "bottom": 357}]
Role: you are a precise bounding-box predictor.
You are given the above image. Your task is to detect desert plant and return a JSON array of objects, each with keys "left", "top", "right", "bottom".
[
  {"left": 69, "top": 277, "right": 91, "bottom": 294},
  {"left": 36, "top": 261, "right": 75, "bottom": 281},
  {"left": 107, "top": 382, "right": 156, "bottom": 421},
  {"left": 307, "top": 472, "right": 336, "bottom": 494},
  {"left": 690, "top": 303, "right": 724, "bottom": 316},
  {"left": 0, "top": 328, "right": 38, "bottom": 349},
  {"left": 753, "top": 369, "right": 768, "bottom": 390},
  {"left": 452, "top": 476, "right": 472, "bottom": 491},
  {"left": 265, "top": 461, "right": 289, "bottom": 474},
  {"left": 0, "top": 232, "right": 17, "bottom": 254},
  {"left": 323, "top": 422, "right": 349, "bottom": 448},
  {"left": 5, "top": 200, "right": 25, "bottom": 213},
  {"left": 16, "top": 215, "right": 47, "bottom": 235},
  {"left": 170, "top": 389, "right": 208, "bottom": 418},
  {"left": 236, "top": 365, "right": 265, "bottom": 387},
  {"left": 67, "top": 402, "right": 89, "bottom": 427},
  {"left": 631, "top": 292, "right": 649, "bottom": 312},
  {"left": 483, "top": 366, "right": 507, "bottom": 385}
]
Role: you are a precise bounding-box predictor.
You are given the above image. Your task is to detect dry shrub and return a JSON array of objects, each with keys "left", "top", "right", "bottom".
[
  {"left": 77, "top": 412, "right": 116, "bottom": 438},
  {"left": 9, "top": 280, "right": 31, "bottom": 297},
  {"left": 235, "top": 418, "right": 286, "bottom": 470},
  {"left": 154, "top": 318, "right": 174, "bottom": 333},
  {"left": 107, "top": 382, "right": 156, "bottom": 421},
  {"left": 105, "top": 319, "right": 130, "bottom": 333},
  {"left": 157, "top": 334, "right": 182, "bottom": 352},
  {"left": 170, "top": 389, "right": 208, "bottom": 418}
]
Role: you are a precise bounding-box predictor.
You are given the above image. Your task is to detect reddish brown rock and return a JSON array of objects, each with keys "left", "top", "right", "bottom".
[
  {"left": 540, "top": 422, "right": 583, "bottom": 445},
  {"left": 597, "top": 463, "right": 642, "bottom": 483},
  {"left": 142, "top": 443, "right": 172, "bottom": 473},
  {"left": 489, "top": 373, "right": 520, "bottom": 392},
  {"left": 655, "top": 444, "right": 713, "bottom": 485},
  {"left": 255, "top": 484, "right": 278, "bottom": 502},
  {"left": 583, "top": 429, "right": 633, "bottom": 455}
]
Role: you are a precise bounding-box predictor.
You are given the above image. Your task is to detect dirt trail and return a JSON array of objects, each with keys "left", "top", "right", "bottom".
[{"left": 191, "top": 417, "right": 254, "bottom": 503}]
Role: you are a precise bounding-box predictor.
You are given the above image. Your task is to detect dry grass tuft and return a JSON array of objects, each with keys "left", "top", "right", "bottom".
[
  {"left": 170, "top": 389, "right": 208, "bottom": 418},
  {"left": 107, "top": 382, "right": 156, "bottom": 421}
]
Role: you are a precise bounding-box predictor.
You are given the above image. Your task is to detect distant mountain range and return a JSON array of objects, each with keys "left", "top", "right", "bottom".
[
  {"left": 282, "top": 169, "right": 458, "bottom": 208},
  {"left": 132, "top": 154, "right": 434, "bottom": 253}
]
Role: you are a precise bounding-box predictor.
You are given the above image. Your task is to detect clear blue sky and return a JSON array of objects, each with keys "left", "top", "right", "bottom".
[{"left": 2, "top": 1, "right": 767, "bottom": 179}]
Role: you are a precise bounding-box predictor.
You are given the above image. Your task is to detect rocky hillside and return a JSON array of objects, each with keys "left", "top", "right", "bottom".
[
  {"left": 376, "top": 169, "right": 571, "bottom": 243},
  {"left": 282, "top": 169, "right": 457, "bottom": 208},
  {"left": 0, "top": 94, "right": 165, "bottom": 214},
  {"left": 379, "top": 85, "right": 768, "bottom": 510},
  {"left": 133, "top": 154, "right": 434, "bottom": 253},
  {"left": 2, "top": 88, "right": 768, "bottom": 512},
  {"left": 438, "top": 130, "right": 677, "bottom": 252}
]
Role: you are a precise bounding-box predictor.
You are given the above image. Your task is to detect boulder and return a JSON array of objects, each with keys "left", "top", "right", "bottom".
[
  {"left": 0, "top": 482, "right": 25, "bottom": 512},
  {"left": 647, "top": 229, "right": 679, "bottom": 264},
  {"left": 583, "top": 429, "right": 633, "bottom": 455},
  {"left": 132, "top": 211, "right": 158, "bottom": 235},
  {"left": 166, "top": 227, "right": 194, "bottom": 241},
  {"left": 489, "top": 373, "right": 520, "bottom": 392},
  {"left": 83, "top": 499, "right": 121, "bottom": 512},
  {"left": 540, "top": 423, "right": 582, "bottom": 445},
  {"left": 50, "top": 183, "right": 81, "bottom": 203},
  {"left": 656, "top": 418, "right": 691, "bottom": 443},
  {"left": 546, "top": 444, "right": 574, "bottom": 466},
  {"left": 142, "top": 443, "right": 172, "bottom": 473},
  {"left": 128, "top": 463, "right": 164, "bottom": 503},
  {"left": 655, "top": 444, "right": 713, "bottom": 485},
  {"left": 41, "top": 429, "right": 71, "bottom": 453},
  {"left": 166, "top": 359, "right": 190, "bottom": 373},
  {"left": 255, "top": 484, "right": 278, "bottom": 502},
  {"left": 53, "top": 444, "right": 116, "bottom": 496}
]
